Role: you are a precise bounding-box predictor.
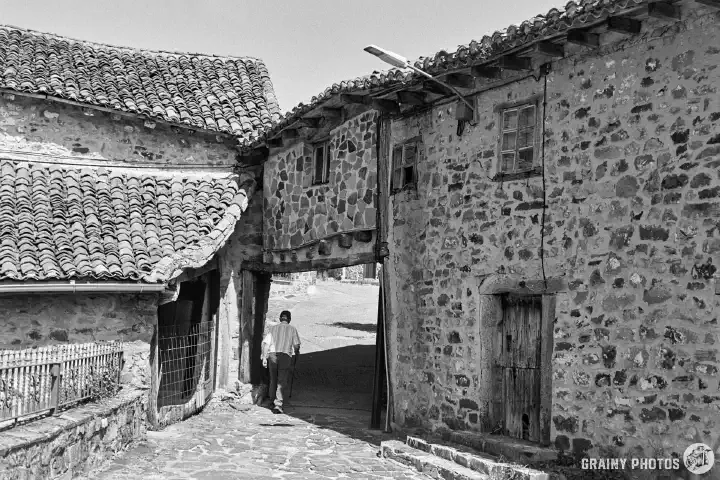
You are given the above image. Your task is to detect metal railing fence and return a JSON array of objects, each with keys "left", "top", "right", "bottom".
[{"left": 0, "top": 342, "right": 124, "bottom": 428}]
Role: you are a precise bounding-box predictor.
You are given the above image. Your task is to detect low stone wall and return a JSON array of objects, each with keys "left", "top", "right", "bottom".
[{"left": 0, "top": 388, "right": 147, "bottom": 480}]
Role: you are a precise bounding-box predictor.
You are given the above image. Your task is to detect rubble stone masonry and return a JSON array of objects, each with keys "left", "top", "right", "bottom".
[
  {"left": 0, "top": 94, "right": 238, "bottom": 167},
  {"left": 263, "top": 111, "right": 378, "bottom": 250},
  {"left": 386, "top": 10, "right": 720, "bottom": 460}
]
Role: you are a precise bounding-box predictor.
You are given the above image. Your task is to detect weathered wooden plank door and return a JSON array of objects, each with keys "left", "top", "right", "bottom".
[{"left": 497, "top": 294, "right": 542, "bottom": 442}]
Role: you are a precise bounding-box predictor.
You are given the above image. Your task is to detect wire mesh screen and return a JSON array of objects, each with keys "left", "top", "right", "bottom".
[{"left": 157, "top": 320, "right": 214, "bottom": 409}]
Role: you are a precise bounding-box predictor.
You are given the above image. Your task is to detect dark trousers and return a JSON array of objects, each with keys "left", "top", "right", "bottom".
[{"left": 267, "top": 352, "right": 292, "bottom": 408}]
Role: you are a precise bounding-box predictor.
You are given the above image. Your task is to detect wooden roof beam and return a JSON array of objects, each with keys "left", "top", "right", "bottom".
[
  {"left": 294, "top": 117, "right": 322, "bottom": 129},
  {"left": 567, "top": 29, "right": 600, "bottom": 49},
  {"left": 531, "top": 41, "right": 565, "bottom": 58},
  {"left": 442, "top": 73, "right": 476, "bottom": 89},
  {"left": 340, "top": 94, "right": 372, "bottom": 105},
  {"left": 267, "top": 137, "right": 283, "bottom": 148},
  {"left": 371, "top": 98, "right": 400, "bottom": 114},
  {"left": 648, "top": 1, "right": 681, "bottom": 20},
  {"left": 498, "top": 55, "right": 532, "bottom": 71},
  {"left": 607, "top": 16, "right": 642, "bottom": 35},
  {"left": 321, "top": 107, "right": 343, "bottom": 121},
  {"left": 281, "top": 129, "right": 298, "bottom": 146},
  {"left": 397, "top": 90, "right": 427, "bottom": 106},
  {"left": 420, "top": 80, "right": 454, "bottom": 96},
  {"left": 470, "top": 65, "right": 502, "bottom": 79}
]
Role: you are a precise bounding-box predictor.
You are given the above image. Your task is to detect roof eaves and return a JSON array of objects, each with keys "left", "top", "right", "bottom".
[
  {"left": 142, "top": 175, "right": 257, "bottom": 283},
  {"left": 242, "top": 0, "right": 652, "bottom": 150}
]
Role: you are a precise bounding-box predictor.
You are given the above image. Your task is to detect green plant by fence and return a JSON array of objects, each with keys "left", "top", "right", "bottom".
[{"left": 0, "top": 342, "right": 124, "bottom": 429}]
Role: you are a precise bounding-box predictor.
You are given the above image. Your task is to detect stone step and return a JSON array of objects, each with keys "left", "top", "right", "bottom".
[
  {"left": 380, "top": 440, "right": 489, "bottom": 480},
  {"left": 445, "top": 431, "right": 557, "bottom": 465},
  {"left": 407, "top": 436, "right": 551, "bottom": 480}
]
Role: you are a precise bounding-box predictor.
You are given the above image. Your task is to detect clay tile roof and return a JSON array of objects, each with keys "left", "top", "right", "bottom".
[
  {"left": 0, "top": 159, "right": 251, "bottom": 283},
  {"left": 0, "top": 25, "right": 281, "bottom": 142},
  {"left": 245, "top": 0, "right": 646, "bottom": 147}
]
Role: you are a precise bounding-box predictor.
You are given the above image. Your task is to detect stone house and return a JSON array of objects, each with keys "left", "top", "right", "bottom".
[
  {"left": 241, "top": 0, "right": 720, "bottom": 464},
  {"left": 0, "top": 25, "right": 279, "bottom": 426}
]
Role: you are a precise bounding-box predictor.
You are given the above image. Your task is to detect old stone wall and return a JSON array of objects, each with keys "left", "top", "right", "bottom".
[
  {"left": 0, "top": 293, "right": 157, "bottom": 349},
  {"left": 0, "top": 94, "right": 238, "bottom": 168},
  {"left": 0, "top": 292, "right": 157, "bottom": 389},
  {"left": 218, "top": 178, "right": 265, "bottom": 387},
  {"left": 0, "top": 388, "right": 146, "bottom": 479},
  {"left": 386, "top": 10, "right": 720, "bottom": 461},
  {"left": 263, "top": 111, "right": 378, "bottom": 251}
]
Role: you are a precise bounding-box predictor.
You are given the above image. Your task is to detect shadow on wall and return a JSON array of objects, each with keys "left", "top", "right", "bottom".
[{"left": 330, "top": 322, "right": 377, "bottom": 333}]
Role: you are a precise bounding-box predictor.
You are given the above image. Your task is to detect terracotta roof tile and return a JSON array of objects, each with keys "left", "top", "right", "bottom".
[
  {"left": 0, "top": 25, "right": 281, "bottom": 142},
  {"left": 0, "top": 159, "right": 251, "bottom": 283}
]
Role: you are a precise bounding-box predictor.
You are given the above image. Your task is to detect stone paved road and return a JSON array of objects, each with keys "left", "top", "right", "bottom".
[{"left": 83, "top": 399, "right": 428, "bottom": 480}]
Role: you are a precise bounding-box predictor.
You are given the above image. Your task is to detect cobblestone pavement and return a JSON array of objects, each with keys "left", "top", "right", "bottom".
[{"left": 83, "top": 399, "right": 428, "bottom": 480}]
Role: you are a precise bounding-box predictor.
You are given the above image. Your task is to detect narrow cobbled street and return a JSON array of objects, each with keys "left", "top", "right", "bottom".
[
  {"left": 84, "top": 281, "right": 425, "bottom": 479},
  {"left": 83, "top": 400, "right": 422, "bottom": 480}
]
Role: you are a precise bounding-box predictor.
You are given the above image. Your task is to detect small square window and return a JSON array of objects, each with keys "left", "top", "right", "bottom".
[
  {"left": 313, "top": 142, "right": 330, "bottom": 184},
  {"left": 499, "top": 103, "right": 537, "bottom": 174},
  {"left": 391, "top": 141, "right": 420, "bottom": 194}
]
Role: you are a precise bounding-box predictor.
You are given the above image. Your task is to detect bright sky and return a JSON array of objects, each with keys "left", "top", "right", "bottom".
[{"left": 0, "top": 0, "right": 560, "bottom": 114}]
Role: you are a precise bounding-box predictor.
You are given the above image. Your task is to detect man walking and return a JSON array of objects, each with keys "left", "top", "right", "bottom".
[{"left": 261, "top": 310, "right": 301, "bottom": 414}]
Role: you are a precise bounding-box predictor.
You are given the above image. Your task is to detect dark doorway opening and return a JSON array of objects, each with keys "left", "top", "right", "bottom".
[{"left": 156, "top": 277, "right": 215, "bottom": 410}]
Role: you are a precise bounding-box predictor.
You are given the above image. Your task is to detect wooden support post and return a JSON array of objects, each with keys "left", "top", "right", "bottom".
[
  {"left": 49, "top": 363, "right": 61, "bottom": 415},
  {"left": 540, "top": 295, "right": 557, "bottom": 447},
  {"left": 371, "top": 98, "right": 400, "bottom": 115},
  {"left": 117, "top": 351, "right": 125, "bottom": 385},
  {"left": 607, "top": 16, "right": 642, "bottom": 34},
  {"left": 251, "top": 273, "right": 272, "bottom": 385},
  {"left": 567, "top": 30, "right": 600, "bottom": 48},
  {"left": 238, "top": 270, "right": 255, "bottom": 384},
  {"left": 209, "top": 269, "right": 220, "bottom": 392},
  {"left": 471, "top": 65, "right": 502, "bottom": 79},
  {"left": 498, "top": 55, "right": 532, "bottom": 71},
  {"left": 648, "top": 1, "right": 681, "bottom": 20},
  {"left": 443, "top": 73, "right": 476, "bottom": 89},
  {"left": 396, "top": 90, "right": 427, "bottom": 106},
  {"left": 532, "top": 42, "right": 565, "bottom": 58},
  {"left": 369, "top": 281, "right": 386, "bottom": 429}
]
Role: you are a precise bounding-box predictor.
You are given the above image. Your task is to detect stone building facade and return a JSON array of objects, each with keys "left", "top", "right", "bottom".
[
  {"left": 245, "top": 0, "right": 720, "bottom": 465},
  {"left": 0, "top": 25, "right": 278, "bottom": 426},
  {"left": 384, "top": 4, "right": 720, "bottom": 461},
  {"left": 263, "top": 110, "right": 378, "bottom": 251}
]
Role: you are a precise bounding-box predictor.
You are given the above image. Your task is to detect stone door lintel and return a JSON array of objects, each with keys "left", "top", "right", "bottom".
[{"left": 477, "top": 273, "right": 567, "bottom": 296}]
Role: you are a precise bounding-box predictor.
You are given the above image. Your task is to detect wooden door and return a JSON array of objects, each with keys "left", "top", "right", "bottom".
[{"left": 496, "top": 294, "right": 542, "bottom": 442}]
